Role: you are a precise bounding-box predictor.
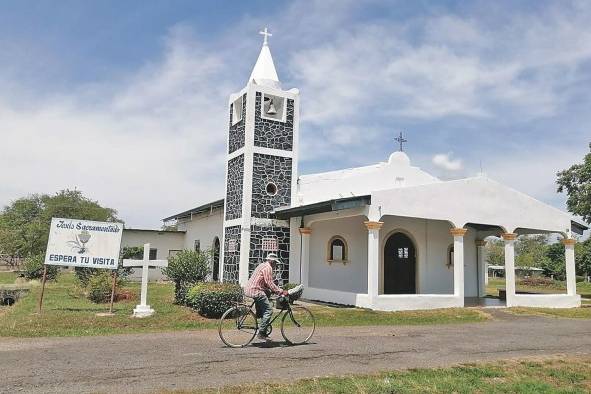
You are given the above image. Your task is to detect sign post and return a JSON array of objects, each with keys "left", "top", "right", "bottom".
[
  {"left": 37, "top": 265, "right": 48, "bottom": 314},
  {"left": 41, "top": 218, "right": 124, "bottom": 313},
  {"left": 108, "top": 270, "right": 118, "bottom": 314},
  {"left": 123, "top": 243, "right": 168, "bottom": 318}
]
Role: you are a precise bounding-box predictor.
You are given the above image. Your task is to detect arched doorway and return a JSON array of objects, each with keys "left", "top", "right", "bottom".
[
  {"left": 384, "top": 232, "right": 416, "bottom": 294},
  {"left": 212, "top": 237, "right": 220, "bottom": 281}
]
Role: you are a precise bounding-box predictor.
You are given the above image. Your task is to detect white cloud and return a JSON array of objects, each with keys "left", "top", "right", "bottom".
[
  {"left": 432, "top": 153, "right": 463, "bottom": 171},
  {"left": 1, "top": 1, "right": 590, "bottom": 229},
  {"left": 0, "top": 28, "right": 231, "bottom": 228}
]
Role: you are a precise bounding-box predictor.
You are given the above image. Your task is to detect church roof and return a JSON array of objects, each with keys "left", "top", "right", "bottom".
[
  {"left": 296, "top": 151, "right": 439, "bottom": 206},
  {"left": 273, "top": 195, "right": 371, "bottom": 220},
  {"left": 162, "top": 199, "right": 224, "bottom": 222},
  {"left": 249, "top": 30, "right": 280, "bottom": 88}
]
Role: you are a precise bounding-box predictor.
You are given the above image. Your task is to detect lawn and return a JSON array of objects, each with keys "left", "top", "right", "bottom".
[
  {"left": 0, "top": 272, "right": 487, "bottom": 337},
  {"left": 0, "top": 271, "right": 18, "bottom": 284},
  {"left": 507, "top": 307, "right": 591, "bottom": 319},
  {"left": 168, "top": 357, "right": 591, "bottom": 394},
  {"left": 487, "top": 278, "right": 591, "bottom": 299}
]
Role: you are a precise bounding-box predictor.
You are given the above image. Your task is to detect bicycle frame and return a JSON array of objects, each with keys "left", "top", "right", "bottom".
[{"left": 235, "top": 298, "right": 301, "bottom": 331}]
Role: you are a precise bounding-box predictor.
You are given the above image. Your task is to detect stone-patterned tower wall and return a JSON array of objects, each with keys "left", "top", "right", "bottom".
[{"left": 221, "top": 82, "right": 299, "bottom": 285}]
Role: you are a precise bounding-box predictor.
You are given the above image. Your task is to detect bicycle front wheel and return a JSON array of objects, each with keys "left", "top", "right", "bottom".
[
  {"left": 218, "top": 305, "right": 258, "bottom": 348},
  {"left": 281, "top": 305, "right": 315, "bottom": 345}
]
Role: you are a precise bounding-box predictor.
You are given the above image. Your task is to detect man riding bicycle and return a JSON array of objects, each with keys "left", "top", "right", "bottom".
[{"left": 244, "top": 252, "right": 288, "bottom": 340}]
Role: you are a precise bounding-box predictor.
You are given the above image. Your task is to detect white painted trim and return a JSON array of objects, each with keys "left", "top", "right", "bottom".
[
  {"left": 227, "top": 148, "right": 245, "bottom": 161},
  {"left": 251, "top": 217, "right": 290, "bottom": 227},
  {"left": 224, "top": 218, "right": 242, "bottom": 228},
  {"left": 510, "top": 294, "right": 581, "bottom": 308},
  {"left": 304, "top": 286, "right": 463, "bottom": 311},
  {"left": 253, "top": 146, "right": 293, "bottom": 158}
]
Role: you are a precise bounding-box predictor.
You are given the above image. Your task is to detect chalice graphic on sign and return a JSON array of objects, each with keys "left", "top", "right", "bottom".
[{"left": 67, "top": 230, "right": 91, "bottom": 254}]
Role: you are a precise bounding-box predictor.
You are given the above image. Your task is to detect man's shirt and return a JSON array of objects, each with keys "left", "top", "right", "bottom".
[{"left": 244, "top": 261, "right": 283, "bottom": 298}]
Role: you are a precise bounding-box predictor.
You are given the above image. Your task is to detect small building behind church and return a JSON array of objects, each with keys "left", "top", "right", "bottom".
[{"left": 123, "top": 30, "right": 587, "bottom": 311}]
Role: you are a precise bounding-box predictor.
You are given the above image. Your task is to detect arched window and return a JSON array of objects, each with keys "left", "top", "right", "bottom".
[{"left": 327, "top": 236, "right": 348, "bottom": 264}]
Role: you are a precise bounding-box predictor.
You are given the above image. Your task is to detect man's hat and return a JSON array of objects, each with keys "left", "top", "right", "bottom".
[{"left": 265, "top": 252, "right": 281, "bottom": 263}]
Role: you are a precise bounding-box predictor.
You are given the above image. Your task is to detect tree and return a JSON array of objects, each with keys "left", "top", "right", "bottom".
[
  {"left": 543, "top": 242, "right": 566, "bottom": 280},
  {"left": 576, "top": 239, "right": 591, "bottom": 278},
  {"left": 485, "top": 238, "right": 505, "bottom": 266},
  {"left": 557, "top": 142, "right": 591, "bottom": 223},
  {"left": 515, "top": 235, "right": 551, "bottom": 268},
  {"left": 0, "top": 189, "right": 120, "bottom": 259}
]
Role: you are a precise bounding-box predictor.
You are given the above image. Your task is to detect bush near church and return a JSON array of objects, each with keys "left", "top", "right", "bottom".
[
  {"left": 186, "top": 282, "right": 243, "bottom": 318},
  {"left": 22, "top": 255, "right": 59, "bottom": 281},
  {"left": 163, "top": 249, "right": 211, "bottom": 304},
  {"left": 87, "top": 272, "right": 114, "bottom": 303},
  {"left": 74, "top": 246, "right": 137, "bottom": 303}
]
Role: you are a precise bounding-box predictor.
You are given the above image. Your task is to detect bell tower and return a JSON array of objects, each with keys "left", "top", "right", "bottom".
[{"left": 221, "top": 29, "right": 300, "bottom": 285}]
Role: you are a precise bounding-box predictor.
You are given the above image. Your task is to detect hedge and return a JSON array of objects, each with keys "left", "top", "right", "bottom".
[
  {"left": 22, "top": 255, "right": 59, "bottom": 281},
  {"left": 186, "top": 282, "right": 243, "bottom": 318},
  {"left": 163, "top": 250, "right": 211, "bottom": 304}
]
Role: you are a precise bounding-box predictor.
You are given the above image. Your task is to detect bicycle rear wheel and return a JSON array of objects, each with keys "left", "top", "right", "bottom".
[
  {"left": 218, "top": 305, "right": 258, "bottom": 348},
  {"left": 281, "top": 305, "right": 315, "bottom": 345}
]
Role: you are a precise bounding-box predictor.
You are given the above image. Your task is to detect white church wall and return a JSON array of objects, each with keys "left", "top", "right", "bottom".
[
  {"left": 463, "top": 228, "right": 479, "bottom": 297},
  {"left": 289, "top": 217, "right": 302, "bottom": 283},
  {"left": 370, "top": 176, "right": 573, "bottom": 236},
  {"left": 308, "top": 215, "right": 368, "bottom": 294},
  {"left": 379, "top": 216, "right": 455, "bottom": 295},
  {"left": 121, "top": 229, "right": 185, "bottom": 281},
  {"left": 177, "top": 208, "right": 223, "bottom": 253}
]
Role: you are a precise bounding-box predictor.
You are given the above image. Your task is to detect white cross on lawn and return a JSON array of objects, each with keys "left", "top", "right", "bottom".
[{"left": 123, "top": 243, "right": 168, "bottom": 318}]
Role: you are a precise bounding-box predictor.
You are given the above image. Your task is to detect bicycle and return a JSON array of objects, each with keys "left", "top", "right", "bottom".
[{"left": 218, "top": 285, "right": 315, "bottom": 347}]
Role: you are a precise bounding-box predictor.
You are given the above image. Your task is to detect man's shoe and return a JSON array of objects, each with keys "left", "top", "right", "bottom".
[{"left": 257, "top": 332, "right": 270, "bottom": 341}]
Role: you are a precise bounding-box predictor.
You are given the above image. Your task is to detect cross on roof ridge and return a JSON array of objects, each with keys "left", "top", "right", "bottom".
[{"left": 394, "top": 132, "right": 408, "bottom": 152}]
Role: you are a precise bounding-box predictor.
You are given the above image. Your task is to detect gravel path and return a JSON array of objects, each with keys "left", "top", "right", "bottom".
[{"left": 2, "top": 310, "right": 591, "bottom": 393}]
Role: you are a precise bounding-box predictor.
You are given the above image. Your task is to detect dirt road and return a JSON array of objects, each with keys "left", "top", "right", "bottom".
[{"left": 3, "top": 311, "right": 591, "bottom": 393}]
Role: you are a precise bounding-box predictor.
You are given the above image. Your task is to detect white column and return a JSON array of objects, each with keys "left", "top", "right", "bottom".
[
  {"left": 476, "top": 240, "right": 487, "bottom": 298},
  {"left": 502, "top": 233, "right": 517, "bottom": 306},
  {"left": 451, "top": 228, "right": 467, "bottom": 302},
  {"left": 140, "top": 243, "right": 150, "bottom": 307},
  {"left": 562, "top": 238, "right": 577, "bottom": 296},
  {"left": 299, "top": 227, "right": 312, "bottom": 287},
  {"left": 365, "top": 221, "right": 383, "bottom": 305}
]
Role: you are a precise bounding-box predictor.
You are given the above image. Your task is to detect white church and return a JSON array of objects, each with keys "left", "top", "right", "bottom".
[{"left": 123, "top": 30, "right": 587, "bottom": 311}]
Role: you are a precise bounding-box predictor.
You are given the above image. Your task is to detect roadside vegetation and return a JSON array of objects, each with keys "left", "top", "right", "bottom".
[
  {"left": 487, "top": 278, "right": 591, "bottom": 299},
  {"left": 0, "top": 272, "right": 486, "bottom": 337},
  {"left": 170, "top": 357, "right": 591, "bottom": 394}
]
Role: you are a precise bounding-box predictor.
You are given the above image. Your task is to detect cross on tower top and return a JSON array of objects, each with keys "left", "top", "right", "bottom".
[
  {"left": 394, "top": 132, "right": 408, "bottom": 152},
  {"left": 259, "top": 27, "right": 272, "bottom": 46}
]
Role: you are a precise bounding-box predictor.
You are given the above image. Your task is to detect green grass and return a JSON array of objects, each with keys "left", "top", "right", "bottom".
[
  {"left": 486, "top": 278, "right": 591, "bottom": 299},
  {"left": 166, "top": 357, "right": 591, "bottom": 393},
  {"left": 0, "top": 271, "right": 18, "bottom": 284},
  {"left": 0, "top": 273, "right": 487, "bottom": 337},
  {"left": 305, "top": 304, "right": 489, "bottom": 327},
  {"left": 507, "top": 307, "right": 591, "bottom": 319}
]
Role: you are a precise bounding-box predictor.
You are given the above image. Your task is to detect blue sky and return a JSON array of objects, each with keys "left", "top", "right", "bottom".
[{"left": 0, "top": 0, "right": 589, "bottom": 228}]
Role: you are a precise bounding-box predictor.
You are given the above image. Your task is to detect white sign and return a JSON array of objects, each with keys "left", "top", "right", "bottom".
[{"left": 44, "top": 218, "right": 124, "bottom": 270}]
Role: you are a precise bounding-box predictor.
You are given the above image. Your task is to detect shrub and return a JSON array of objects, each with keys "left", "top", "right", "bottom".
[
  {"left": 75, "top": 246, "right": 138, "bottom": 287},
  {"left": 163, "top": 249, "right": 211, "bottom": 304},
  {"left": 282, "top": 282, "right": 299, "bottom": 291},
  {"left": 186, "top": 282, "right": 243, "bottom": 318},
  {"left": 87, "top": 272, "right": 113, "bottom": 303},
  {"left": 518, "top": 277, "right": 555, "bottom": 287},
  {"left": 22, "top": 255, "right": 59, "bottom": 281}
]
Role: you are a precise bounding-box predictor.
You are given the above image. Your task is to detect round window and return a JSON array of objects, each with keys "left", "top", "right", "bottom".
[{"left": 266, "top": 182, "right": 277, "bottom": 196}]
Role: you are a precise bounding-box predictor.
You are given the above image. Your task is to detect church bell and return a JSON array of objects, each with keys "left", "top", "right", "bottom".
[{"left": 266, "top": 99, "right": 277, "bottom": 115}]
